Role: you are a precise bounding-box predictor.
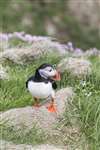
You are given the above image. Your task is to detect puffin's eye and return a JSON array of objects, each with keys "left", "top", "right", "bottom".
[{"left": 49, "top": 68, "right": 52, "bottom": 72}]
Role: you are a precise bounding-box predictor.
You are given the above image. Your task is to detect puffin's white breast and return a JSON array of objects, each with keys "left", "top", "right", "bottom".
[{"left": 28, "top": 81, "right": 53, "bottom": 98}]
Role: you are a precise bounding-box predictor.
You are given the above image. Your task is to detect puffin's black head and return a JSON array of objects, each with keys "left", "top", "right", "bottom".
[{"left": 34, "top": 63, "right": 61, "bottom": 82}]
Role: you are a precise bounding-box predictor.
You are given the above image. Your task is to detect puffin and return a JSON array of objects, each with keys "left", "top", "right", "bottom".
[{"left": 26, "top": 63, "right": 61, "bottom": 112}]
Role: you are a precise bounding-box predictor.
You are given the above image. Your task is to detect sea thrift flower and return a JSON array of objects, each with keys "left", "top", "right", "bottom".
[
  {"left": 84, "top": 48, "right": 100, "bottom": 57},
  {"left": 13, "top": 32, "right": 26, "bottom": 41},
  {"left": 0, "top": 33, "right": 8, "bottom": 41},
  {"left": 73, "top": 48, "right": 83, "bottom": 57},
  {"left": 61, "top": 44, "right": 69, "bottom": 50},
  {"left": 24, "top": 34, "right": 33, "bottom": 42},
  {"left": 75, "top": 48, "right": 82, "bottom": 53},
  {"left": 53, "top": 42, "right": 66, "bottom": 54}
]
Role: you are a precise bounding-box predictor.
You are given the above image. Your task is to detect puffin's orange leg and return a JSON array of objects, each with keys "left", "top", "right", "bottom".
[
  {"left": 33, "top": 97, "right": 40, "bottom": 107},
  {"left": 46, "top": 98, "right": 57, "bottom": 112}
]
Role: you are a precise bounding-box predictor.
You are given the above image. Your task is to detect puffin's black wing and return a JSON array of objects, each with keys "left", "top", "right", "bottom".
[
  {"left": 52, "top": 82, "right": 57, "bottom": 89},
  {"left": 26, "top": 76, "right": 35, "bottom": 88},
  {"left": 49, "top": 79, "right": 57, "bottom": 89}
]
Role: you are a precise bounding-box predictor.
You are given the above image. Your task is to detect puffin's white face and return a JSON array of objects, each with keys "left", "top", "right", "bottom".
[{"left": 39, "top": 66, "right": 57, "bottom": 79}]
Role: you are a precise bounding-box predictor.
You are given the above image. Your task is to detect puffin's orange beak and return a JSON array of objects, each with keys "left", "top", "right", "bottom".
[{"left": 52, "top": 71, "right": 61, "bottom": 81}]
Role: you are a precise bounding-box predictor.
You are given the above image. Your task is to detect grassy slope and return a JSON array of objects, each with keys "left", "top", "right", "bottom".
[
  {"left": 75, "top": 56, "right": 100, "bottom": 150},
  {"left": 0, "top": 54, "right": 100, "bottom": 149}
]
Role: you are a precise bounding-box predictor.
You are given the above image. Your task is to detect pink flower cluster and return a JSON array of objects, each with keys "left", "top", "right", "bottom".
[
  {"left": 0, "top": 32, "right": 84, "bottom": 53},
  {"left": 0, "top": 32, "right": 50, "bottom": 43},
  {"left": 61, "top": 42, "right": 83, "bottom": 53}
]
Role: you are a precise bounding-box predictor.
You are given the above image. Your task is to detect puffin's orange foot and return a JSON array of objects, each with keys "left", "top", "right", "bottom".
[{"left": 46, "top": 104, "right": 57, "bottom": 112}]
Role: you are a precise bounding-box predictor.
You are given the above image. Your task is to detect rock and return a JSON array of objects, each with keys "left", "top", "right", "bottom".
[
  {"left": 0, "top": 65, "right": 9, "bottom": 80},
  {"left": 0, "top": 140, "right": 65, "bottom": 150},
  {"left": 57, "top": 57, "right": 91, "bottom": 77},
  {"left": 0, "top": 88, "right": 74, "bottom": 132},
  {"left": 33, "top": 144, "right": 65, "bottom": 150},
  {"left": 0, "top": 39, "right": 66, "bottom": 64}
]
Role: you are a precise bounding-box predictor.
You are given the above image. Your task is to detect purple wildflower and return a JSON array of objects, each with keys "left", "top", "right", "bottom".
[
  {"left": 24, "top": 34, "right": 33, "bottom": 42},
  {"left": 61, "top": 44, "right": 68, "bottom": 50},
  {"left": 13, "top": 32, "right": 25, "bottom": 41},
  {"left": 53, "top": 42, "right": 66, "bottom": 54},
  {"left": 0, "top": 33, "right": 8, "bottom": 41},
  {"left": 75, "top": 48, "right": 83, "bottom": 53}
]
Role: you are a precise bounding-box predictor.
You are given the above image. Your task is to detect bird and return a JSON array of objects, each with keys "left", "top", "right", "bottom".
[{"left": 26, "top": 63, "right": 61, "bottom": 112}]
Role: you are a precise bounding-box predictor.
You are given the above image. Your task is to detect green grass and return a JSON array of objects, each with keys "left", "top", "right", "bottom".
[
  {"left": 73, "top": 56, "right": 100, "bottom": 150},
  {"left": 0, "top": 54, "right": 100, "bottom": 149}
]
